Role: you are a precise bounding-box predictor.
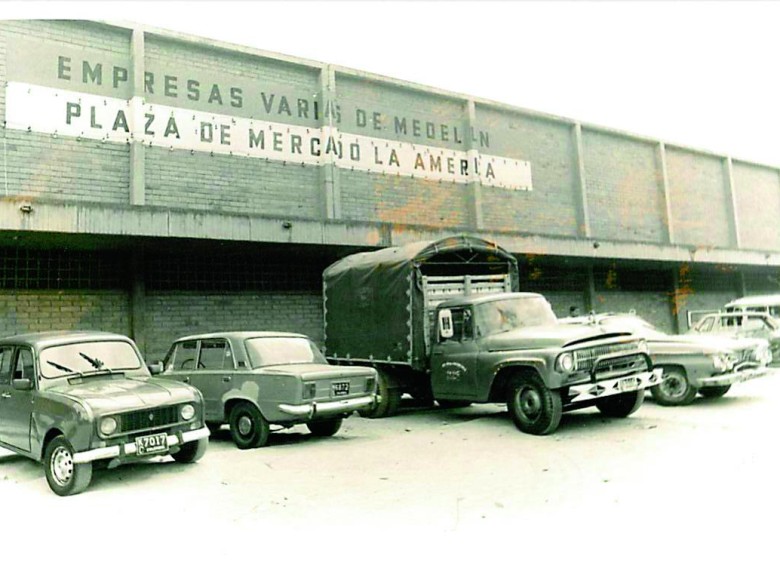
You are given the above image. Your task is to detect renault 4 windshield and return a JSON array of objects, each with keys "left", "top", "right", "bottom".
[{"left": 39, "top": 341, "right": 143, "bottom": 379}]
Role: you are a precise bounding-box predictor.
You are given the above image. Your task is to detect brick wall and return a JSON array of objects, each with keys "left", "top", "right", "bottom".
[
  {"left": 479, "top": 109, "right": 580, "bottom": 236},
  {"left": 0, "top": 290, "right": 131, "bottom": 336},
  {"left": 143, "top": 291, "right": 323, "bottom": 361},
  {"left": 583, "top": 129, "right": 666, "bottom": 243},
  {"left": 666, "top": 148, "right": 730, "bottom": 248},
  {"left": 733, "top": 162, "right": 780, "bottom": 251}
]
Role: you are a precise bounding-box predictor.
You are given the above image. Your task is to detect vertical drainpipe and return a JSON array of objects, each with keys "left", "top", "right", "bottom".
[
  {"left": 319, "top": 65, "right": 340, "bottom": 220},
  {"left": 657, "top": 142, "right": 678, "bottom": 331},
  {"left": 466, "top": 100, "right": 483, "bottom": 231},
  {"left": 572, "top": 123, "right": 591, "bottom": 239},
  {"left": 724, "top": 157, "right": 742, "bottom": 249},
  {"left": 129, "top": 27, "right": 146, "bottom": 352}
]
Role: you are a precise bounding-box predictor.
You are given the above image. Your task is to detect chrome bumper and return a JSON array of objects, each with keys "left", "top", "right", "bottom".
[
  {"left": 699, "top": 366, "right": 770, "bottom": 388},
  {"left": 568, "top": 368, "right": 663, "bottom": 404},
  {"left": 278, "top": 395, "right": 376, "bottom": 419},
  {"left": 73, "top": 426, "right": 210, "bottom": 464}
]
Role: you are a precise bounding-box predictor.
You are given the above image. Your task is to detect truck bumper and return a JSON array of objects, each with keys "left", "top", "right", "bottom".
[
  {"left": 567, "top": 368, "right": 663, "bottom": 404},
  {"left": 72, "top": 426, "right": 210, "bottom": 464},
  {"left": 698, "top": 366, "right": 770, "bottom": 388},
  {"left": 278, "top": 395, "right": 376, "bottom": 419}
]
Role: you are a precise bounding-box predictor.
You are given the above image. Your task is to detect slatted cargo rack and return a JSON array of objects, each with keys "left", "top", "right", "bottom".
[{"left": 421, "top": 274, "right": 512, "bottom": 350}]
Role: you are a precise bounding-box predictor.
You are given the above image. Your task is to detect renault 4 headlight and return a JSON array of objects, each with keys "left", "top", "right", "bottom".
[
  {"left": 180, "top": 404, "right": 196, "bottom": 421},
  {"left": 100, "top": 416, "right": 118, "bottom": 436}
]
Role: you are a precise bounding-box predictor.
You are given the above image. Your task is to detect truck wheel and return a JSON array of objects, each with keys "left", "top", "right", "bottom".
[
  {"left": 44, "top": 436, "right": 93, "bottom": 496},
  {"left": 507, "top": 374, "right": 562, "bottom": 435},
  {"left": 651, "top": 367, "right": 697, "bottom": 406},
  {"left": 307, "top": 418, "right": 343, "bottom": 437},
  {"left": 171, "top": 437, "right": 208, "bottom": 463},
  {"left": 229, "top": 403, "right": 270, "bottom": 449},
  {"left": 596, "top": 390, "right": 644, "bottom": 417},
  {"left": 359, "top": 370, "right": 401, "bottom": 419},
  {"left": 699, "top": 385, "right": 731, "bottom": 399}
]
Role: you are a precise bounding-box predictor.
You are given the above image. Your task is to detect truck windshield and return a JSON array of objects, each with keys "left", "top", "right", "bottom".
[
  {"left": 245, "top": 337, "right": 327, "bottom": 368},
  {"left": 39, "top": 341, "right": 143, "bottom": 379},
  {"left": 475, "top": 296, "right": 557, "bottom": 336}
]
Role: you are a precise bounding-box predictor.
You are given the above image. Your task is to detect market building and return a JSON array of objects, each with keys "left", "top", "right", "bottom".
[{"left": 2, "top": 19, "right": 779, "bottom": 360}]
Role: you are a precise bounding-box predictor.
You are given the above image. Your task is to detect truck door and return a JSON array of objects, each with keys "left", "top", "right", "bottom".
[{"left": 431, "top": 307, "right": 479, "bottom": 399}]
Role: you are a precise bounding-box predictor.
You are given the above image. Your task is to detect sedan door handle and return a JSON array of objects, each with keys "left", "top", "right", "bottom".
[
  {"left": 182, "top": 377, "right": 190, "bottom": 383},
  {"left": 222, "top": 376, "right": 232, "bottom": 383}
]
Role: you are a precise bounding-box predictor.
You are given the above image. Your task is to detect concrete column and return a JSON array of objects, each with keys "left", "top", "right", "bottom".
[
  {"left": 585, "top": 264, "right": 596, "bottom": 313},
  {"left": 129, "top": 249, "right": 146, "bottom": 356},
  {"left": 319, "top": 65, "right": 340, "bottom": 220},
  {"left": 724, "top": 157, "right": 741, "bottom": 248},
  {"left": 465, "top": 100, "right": 483, "bottom": 230},
  {"left": 130, "top": 27, "right": 146, "bottom": 206},
  {"left": 657, "top": 142, "right": 675, "bottom": 244},
  {"left": 572, "top": 123, "right": 591, "bottom": 238},
  {"left": 670, "top": 267, "right": 688, "bottom": 333}
]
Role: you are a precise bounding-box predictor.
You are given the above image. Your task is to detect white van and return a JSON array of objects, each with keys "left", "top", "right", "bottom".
[{"left": 724, "top": 294, "right": 780, "bottom": 319}]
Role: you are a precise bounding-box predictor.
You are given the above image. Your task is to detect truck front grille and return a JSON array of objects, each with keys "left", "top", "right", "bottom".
[
  {"left": 574, "top": 342, "right": 638, "bottom": 372},
  {"left": 118, "top": 405, "right": 179, "bottom": 434}
]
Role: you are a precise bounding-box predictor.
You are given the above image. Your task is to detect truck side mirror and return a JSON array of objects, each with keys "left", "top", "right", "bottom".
[
  {"left": 147, "top": 361, "right": 164, "bottom": 375},
  {"left": 438, "top": 309, "right": 454, "bottom": 339},
  {"left": 12, "top": 378, "right": 33, "bottom": 391}
]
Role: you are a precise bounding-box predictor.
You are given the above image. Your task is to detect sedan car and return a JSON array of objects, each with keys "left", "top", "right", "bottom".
[
  {"left": 0, "top": 331, "right": 209, "bottom": 496},
  {"left": 155, "top": 332, "right": 378, "bottom": 449},
  {"left": 689, "top": 311, "right": 780, "bottom": 362},
  {"left": 561, "top": 313, "right": 772, "bottom": 406}
]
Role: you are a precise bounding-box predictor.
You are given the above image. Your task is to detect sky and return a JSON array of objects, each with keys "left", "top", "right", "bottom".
[{"left": 5, "top": 1, "right": 780, "bottom": 167}]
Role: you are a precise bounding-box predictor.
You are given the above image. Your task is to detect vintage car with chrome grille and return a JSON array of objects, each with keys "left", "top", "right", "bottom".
[
  {"left": 0, "top": 331, "right": 209, "bottom": 496},
  {"left": 154, "top": 332, "right": 378, "bottom": 449},
  {"left": 562, "top": 313, "right": 773, "bottom": 405},
  {"left": 689, "top": 311, "right": 780, "bottom": 363}
]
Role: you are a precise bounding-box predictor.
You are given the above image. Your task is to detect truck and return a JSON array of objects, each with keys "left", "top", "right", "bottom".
[{"left": 323, "top": 234, "right": 662, "bottom": 435}]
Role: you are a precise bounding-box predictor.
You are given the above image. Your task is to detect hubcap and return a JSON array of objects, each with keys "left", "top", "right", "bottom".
[
  {"left": 518, "top": 387, "right": 542, "bottom": 421},
  {"left": 661, "top": 374, "right": 686, "bottom": 398},
  {"left": 238, "top": 415, "right": 253, "bottom": 436},
  {"left": 51, "top": 446, "right": 74, "bottom": 486}
]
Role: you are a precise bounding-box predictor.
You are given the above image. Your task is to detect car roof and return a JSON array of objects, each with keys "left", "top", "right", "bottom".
[
  {"left": 439, "top": 292, "right": 543, "bottom": 309},
  {"left": 725, "top": 294, "right": 780, "bottom": 308},
  {"left": 0, "top": 331, "right": 134, "bottom": 348},
  {"left": 173, "top": 331, "right": 309, "bottom": 342}
]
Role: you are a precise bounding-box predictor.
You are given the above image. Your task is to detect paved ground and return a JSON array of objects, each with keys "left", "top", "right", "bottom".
[{"left": 1, "top": 376, "right": 778, "bottom": 563}]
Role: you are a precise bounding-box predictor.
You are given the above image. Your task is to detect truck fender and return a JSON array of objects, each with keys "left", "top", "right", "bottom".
[{"left": 487, "top": 359, "right": 549, "bottom": 403}]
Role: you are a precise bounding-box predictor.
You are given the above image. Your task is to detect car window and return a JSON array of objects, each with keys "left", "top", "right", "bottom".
[
  {"left": 0, "top": 346, "right": 13, "bottom": 385},
  {"left": 245, "top": 337, "right": 327, "bottom": 368},
  {"left": 14, "top": 348, "right": 35, "bottom": 381},
  {"left": 696, "top": 317, "right": 715, "bottom": 332},
  {"left": 443, "top": 308, "right": 474, "bottom": 341},
  {"left": 198, "top": 339, "right": 233, "bottom": 370},
  {"left": 169, "top": 340, "right": 198, "bottom": 371}
]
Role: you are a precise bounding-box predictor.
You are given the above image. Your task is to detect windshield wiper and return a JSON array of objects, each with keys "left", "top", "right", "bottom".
[
  {"left": 79, "top": 351, "right": 104, "bottom": 369},
  {"left": 47, "top": 360, "right": 83, "bottom": 377}
]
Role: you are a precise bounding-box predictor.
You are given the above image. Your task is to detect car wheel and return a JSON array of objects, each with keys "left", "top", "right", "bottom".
[
  {"left": 596, "top": 390, "right": 644, "bottom": 417},
  {"left": 359, "top": 369, "right": 401, "bottom": 419},
  {"left": 229, "top": 403, "right": 270, "bottom": 449},
  {"left": 699, "top": 385, "right": 732, "bottom": 399},
  {"left": 44, "top": 436, "right": 93, "bottom": 496},
  {"left": 507, "top": 373, "right": 562, "bottom": 435},
  {"left": 171, "top": 437, "right": 208, "bottom": 463},
  {"left": 306, "top": 418, "right": 343, "bottom": 437},
  {"left": 436, "top": 400, "right": 473, "bottom": 409},
  {"left": 651, "top": 367, "right": 697, "bottom": 406}
]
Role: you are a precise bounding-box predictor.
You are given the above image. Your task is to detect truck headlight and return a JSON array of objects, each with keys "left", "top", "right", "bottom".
[
  {"left": 100, "top": 416, "right": 118, "bottom": 436},
  {"left": 556, "top": 353, "right": 575, "bottom": 373},
  {"left": 180, "top": 404, "right": 196, "bottom": 421}
]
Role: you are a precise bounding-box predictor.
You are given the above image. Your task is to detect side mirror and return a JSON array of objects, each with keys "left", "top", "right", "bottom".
[
  {"left": 438, "top": 309, "right": 454, "bottom": 339},
  {"left": 12, "top": 378, "right": 33, "bottom": 391},
  {"left": 147, "top": 361, "right": 164, "bottom": 375}
]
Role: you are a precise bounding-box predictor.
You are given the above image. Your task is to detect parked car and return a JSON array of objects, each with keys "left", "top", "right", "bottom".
[
  {"left": 154, "top": 332, "right": 378, "bottom": 448},
  {"left": 0, "top": 331, "right": 209, "bottom": 496},
  {"left": 689, "top": 311, "right": 780, "bottom": 362},
  {"left": 561, "top": 313, "right": 772, "bottom": 406},
  {"left": 724, "top": 294, "right": 780, "bottom": 319}
]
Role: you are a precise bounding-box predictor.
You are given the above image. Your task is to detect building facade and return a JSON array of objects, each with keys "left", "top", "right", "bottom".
[{"left": 1, "top": 20, "right": 779, "bottom": 360}]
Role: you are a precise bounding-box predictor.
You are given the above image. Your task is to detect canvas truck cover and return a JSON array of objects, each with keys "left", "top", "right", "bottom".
[{"left": 323, "top": 234, "right": 519, "bottom": 371}]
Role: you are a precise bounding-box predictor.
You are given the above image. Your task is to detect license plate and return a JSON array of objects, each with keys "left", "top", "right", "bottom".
[
  {"left": 618, "top": 377, "right": 639, "bottom": 392},
  {"left": 332, "top": 382, "right": 350, "bottom": 396},
  {"left": 135, "top": 433, "right": 168, "bottom": 455}
]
